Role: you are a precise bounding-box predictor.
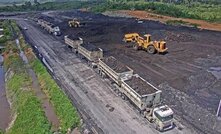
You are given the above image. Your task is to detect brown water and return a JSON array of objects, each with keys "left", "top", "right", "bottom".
[{"left": 0, "top": 56, "right": 11, "bottom": 131}]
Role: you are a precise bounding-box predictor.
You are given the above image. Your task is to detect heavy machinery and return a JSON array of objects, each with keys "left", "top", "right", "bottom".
[
  {"left": 124, "top": 33, "right": 168, "bottom": 54},
  {"left": 98, "top": 57, "right": 174, "bottom": 131},
  {"left": 63, "top": 34, "right": 174, "bottom": 131},
  {"left": 123, "top": 33, "right": 139, "bottom": 42},
  {"left": 37, "top": 19, "right": 61, "bottom": 36},
  {"left": 68, "top": 19, "right": 80, "bottom": 28}
]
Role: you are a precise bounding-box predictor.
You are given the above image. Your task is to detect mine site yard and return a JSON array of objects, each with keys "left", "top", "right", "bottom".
[{"left": 13, "top": 10, "right": 221, "bottom": 134}]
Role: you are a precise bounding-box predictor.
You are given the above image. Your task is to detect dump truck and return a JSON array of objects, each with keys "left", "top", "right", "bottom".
[
  {"left": 44, "top": 23, "right": 61, "bottom": 36},
  {"left": 64, "top": 35, "right": 83, "bottom": 53},
  {"left": 98, "top": 56, "right": 133, "bottom": 85},
  {"left": 78, "top": 43, "right": 103, "bottom": 67},
  {"left": 37, "top": 19, "right": 61, "bottom": 36},
  {"left": 124, "top": 33, "right": 168, "bottom": 54},
  {"left": 121, "top": 75, "right": 174, "bottom": 131},
  {"left": 97, "top": 57, "right": 174, "bottom": 131}
]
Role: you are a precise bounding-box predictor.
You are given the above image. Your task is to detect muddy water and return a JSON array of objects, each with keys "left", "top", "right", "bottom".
[{"left": 0, "top": 55, "right": 11, "bottom": 130}]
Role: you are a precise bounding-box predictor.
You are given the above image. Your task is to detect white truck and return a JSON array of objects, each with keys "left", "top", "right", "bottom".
[
  {"left": 37, "top": 19, "right": 61, "bottom": 36},
  {"left": 122, "top": 75, "right": 174, "bottom": 131}
]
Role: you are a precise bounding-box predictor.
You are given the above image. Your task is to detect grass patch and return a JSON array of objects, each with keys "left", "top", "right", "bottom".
[
  {"left": 0, "top": 20, "right": 13, "bottom": 44},
  {"left": 0, "top": 129, "right": 3, "bottom": 134},
  {"left": 7, "top": 73, "right": 51, "bottom": 134},
  {"left": 4, "top": 53, "right": 51, "bottom": 134},
  {"left": 3, "top": 22, "right": 52, "bottom": 133},
  {"left": 30, "top": 59, "right": 80, "bottom": 133}
]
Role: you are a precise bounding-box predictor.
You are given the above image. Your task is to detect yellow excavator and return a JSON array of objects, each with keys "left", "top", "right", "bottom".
[
  {"left": 124, "top": 33, "right": 167, "bottom": 54},
  {"left": 68, "top": 19, "right": 80, "bottom": 28}
]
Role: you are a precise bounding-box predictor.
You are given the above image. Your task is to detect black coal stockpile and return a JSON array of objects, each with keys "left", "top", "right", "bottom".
[
  {"left": 38, "top": 16, "right": 54, "bottom": 23},
  {"left": 67, "top": 34, "right": 80, "bottom": 40},
  {"left": 125, "top": 76, "right": 156, "bottom": 96},
  {"left": 81, "top": 43, "right": 99, "bottom": 51},
  {"left": 103, "top": 56, "right": 130, "bottom": 73}
]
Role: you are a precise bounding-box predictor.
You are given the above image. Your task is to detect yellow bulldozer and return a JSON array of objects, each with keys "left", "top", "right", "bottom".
[
  {"left": 68, "top": 19, "right": 80, "bottom": 28},
  {"left": 124, "top": 33, "right": 167, "bottom": 54}
]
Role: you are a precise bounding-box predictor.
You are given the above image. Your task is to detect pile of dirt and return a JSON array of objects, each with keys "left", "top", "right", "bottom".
[
  {"left": 125, "top": 75, "right": 157, "bottom": 96},
  {"left": 66, "top": 34, "right": 81, "bottom": 40},
  {"left": 81, "top": 43, "right": 99, "bottom": 51},
  {"left": 38, "top": 15, "right": 54, "bottom": 23},
  {"left": 164, "top": 31, "right": 195, "bottom": 42},
  {"left": 102, "top": 56, "right": 130, "bottom": 73}
]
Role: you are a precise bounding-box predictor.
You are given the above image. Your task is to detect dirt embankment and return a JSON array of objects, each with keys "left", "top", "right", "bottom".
[{"left": 104, "top": 10, "right": 221, "bottom": 32}]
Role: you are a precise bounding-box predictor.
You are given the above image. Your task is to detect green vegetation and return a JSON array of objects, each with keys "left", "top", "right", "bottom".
[
  {"left": 5, "top": 51, "right": 51, "bottom": 134},
  {"left": 92, "top": 1, "right": 221, "bottom": 22},
  {"left": 30, "top": 58, "right": 80, "bottom": 133},
  {"left": 0, "top": 1, "right": 94, "bottom": 12},
  {"left": 0, "top": 129, "right": 3, "bottom": 134},
  {"left": 0, "top": 0, "right": 220, "bottom": 22},
  {"left": 0, "top": 20, "right": 13, "bottom": 44},
  {"left": 3, "top": 20, "right": 52, "bottom": 134},
  {"left": 1, "top": 19, "right": 80, "bottom": 134},
  {"left": 7, "top": 73, "right": 51, "bottom": 134}
]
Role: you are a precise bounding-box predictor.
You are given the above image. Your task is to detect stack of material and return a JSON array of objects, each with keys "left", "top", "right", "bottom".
[
  {"left": 125, "top": 76, "right": 156, "bottom": 96},
  {"left": 81, "top": 43, "right": 99, "bottom": 51},
  {"left": 67, "top": 35, "right": 80, "bottom": 40},
  {"left": 103, "top": 56, "right": 130, "bottom": 73}
]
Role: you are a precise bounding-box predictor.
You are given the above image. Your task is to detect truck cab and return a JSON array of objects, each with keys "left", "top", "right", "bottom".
[
  {"left": 53, "top": 26, "right": 61, "bottom": 36},
  {"left": 153, "top": 105, "right": 174, "bottom": 131}
]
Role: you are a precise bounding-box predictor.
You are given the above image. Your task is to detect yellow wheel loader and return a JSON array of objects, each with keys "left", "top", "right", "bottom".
[
  {"left": 68, "top": 19, "right": 80, "bottom": 28},
  {"left": 124, "top": 33, "right": 168, "bottom": 54}
]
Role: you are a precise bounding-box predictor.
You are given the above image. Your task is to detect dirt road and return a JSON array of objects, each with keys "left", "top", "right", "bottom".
[{"left": 17, "top": 18, "right": 197, "bottom": 134}]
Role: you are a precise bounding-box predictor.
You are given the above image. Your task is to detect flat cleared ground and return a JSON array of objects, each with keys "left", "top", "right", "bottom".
[{"left": 17, "top": 18, "right": 197, "bottom": 134}]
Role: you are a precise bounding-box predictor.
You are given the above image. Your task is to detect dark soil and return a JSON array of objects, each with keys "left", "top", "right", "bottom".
[
  {"left": 81, "top": 43, "right": 99, "bottom": 51},
  {"left": 102, "top": 56, "right": 130, "bottom": 73},
  {"left": 125, "top": 75, "right": 157, "bottom": 96}
]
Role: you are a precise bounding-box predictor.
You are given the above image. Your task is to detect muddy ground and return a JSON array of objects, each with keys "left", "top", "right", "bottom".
[{"left": 30, "top": 10, "right": 221, "bottom": 134}]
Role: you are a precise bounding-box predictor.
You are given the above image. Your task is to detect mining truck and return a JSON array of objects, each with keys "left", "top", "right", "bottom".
[
  {"left": 121, "top": 75, "right": 174, "bottom": 131},
  {"left": 98, "top": 57, "right": 174, "bottom": 131}
]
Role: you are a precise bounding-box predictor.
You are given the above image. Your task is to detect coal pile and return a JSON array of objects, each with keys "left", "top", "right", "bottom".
[
  {"left": 67, "top": 34, "right": 81, "bottom": 40},
  {"left": 164, "top": 31, "right": 195, "bottom": 42},
  {"left": 125, "top": 76, "right": 157, "bottom": 96},
  {"left": 38, "top": 15, "right": 54, "bottom": 23},
  {"left": 102, "top": 56, "right": 130, "bottom": 73},
  {"left": 81, "top": 43, "right": 99, "bottom": 51}
]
